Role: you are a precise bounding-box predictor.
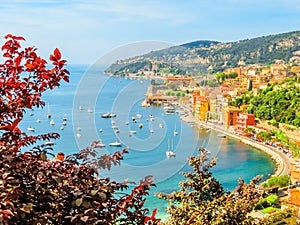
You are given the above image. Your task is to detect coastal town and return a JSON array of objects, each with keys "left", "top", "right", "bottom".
[{"left": 118, "top": 61, "right": 300, "bottom": 221}]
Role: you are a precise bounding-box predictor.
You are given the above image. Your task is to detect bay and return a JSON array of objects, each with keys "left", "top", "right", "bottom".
[{"left": 19, "top": 64, "right": 275, "bottom": 219}]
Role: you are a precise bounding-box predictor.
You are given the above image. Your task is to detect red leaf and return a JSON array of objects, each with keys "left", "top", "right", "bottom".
[
  {"left": 4, "top": 34, "right": 13, "bottom": 39},
  {"left": 54, "top": 48, "right": 61, "bottom": 60},
  {"left": 151, "top": 208, "right": 158, "bottom": 219},
  {"left": 0, "top": 209, "right": 14, "bottom": 216},
  {"left": 13, "top": 36, "right": 25, "bottom": 41}
]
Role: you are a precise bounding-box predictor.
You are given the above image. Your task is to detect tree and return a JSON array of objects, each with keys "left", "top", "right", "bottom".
[
  {"left": 156, "top": 148, "right": 262, "bottom": 225},
  {"left": 247, "top": 79, "right": 253, "bottom": 91},
  {"left": 0, "top": 35, "right": 159, "bottom": 224}
]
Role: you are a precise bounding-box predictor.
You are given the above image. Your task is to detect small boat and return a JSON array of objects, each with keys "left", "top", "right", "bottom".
[
  {"left": 150, "top": 129, "right": 154, "bottom": 134},
  {"left": 60, "top": 126, "right": 64, "bottom": 130},
  {"left": 159, "top": 123, "right": 164, "bottom": 128},
  {"left": 139, "top": 123, "right": 143, "bottom": 128},
  {"left": 27, "top": 127, "right": 35, "bottom": 132},
  {"left": 77, "top": 126, "right": 81, "bottom": 131},
  {"left": 95, "top": 143, "right": 106, "bottom": 148},
  {"left": 99, "top": 128, "right": 103, "bottom": 133},
  {"left": 87, "top": 108, "right": 93, "bottom": 113},
  {"left": 50, "top": 120, "right": 55, "bottom": 126},
  {"left": 111, "top": 120, "right": 116, "bottom": 125},
  {"left": 62, "top": 117, "right": 67, "bottom": 121},
  {"left": 164, "top": 106, "right": 175, "bottom": 114},
  {"left": 115, "top": 129, "right": 120, "bottom": 133},
  {"left": 125, "top": 121, "right": 129, "bottom": 125},
  {"left": 37, "top": 118, "right": 41, "bottom": 123},
  {"left": 101, "top": 113, "right": 116, "bottom": 118},
  {"left": 109, "top": 141, "right": 122, "bottom": 147},
  {"left": 130, "top": 130, "right": 136, "bottom": 134},
  {"left": 136, "top": 113, "right": 142, "bottom": 119},
  {"left": 218, "top": 134, "right": 226, "bottom": 138},
  {"left": 111, "top": 125, "right": 119, "bottom": 129},
  {"left": 62, "top": 121, "right": 67, "bottom": 126},
  {"left": 79, "top": 105, "right": 84, "bottom": 110}
]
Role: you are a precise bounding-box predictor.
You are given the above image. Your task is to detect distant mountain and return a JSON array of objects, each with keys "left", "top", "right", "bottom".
[{"left": 105, "top": 31, "right": 300, "bottom": 75}]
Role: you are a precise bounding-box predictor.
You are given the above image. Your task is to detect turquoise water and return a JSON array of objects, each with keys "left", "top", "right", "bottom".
[{"left": 19, "top": 64, "right": 275, "bottom": 219}]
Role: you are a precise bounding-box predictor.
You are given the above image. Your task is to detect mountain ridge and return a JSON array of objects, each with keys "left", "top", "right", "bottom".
[{"left": 105, "top": 30, "right": 300, "bottom": 76}]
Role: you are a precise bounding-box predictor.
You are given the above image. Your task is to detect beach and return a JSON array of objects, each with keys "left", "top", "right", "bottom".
[{"left": 180, "top": 112, "right": 291, "bottom": 177}]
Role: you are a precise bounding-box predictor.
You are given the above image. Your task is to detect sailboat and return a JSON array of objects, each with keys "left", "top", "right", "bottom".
[
  {"left": 47, "top": 104, "right": 51, "bottom": 118},
  {"left": 174, "top": 124, "right": 179, "bottom": 136},
  {"left": 166, "top": 139, "right": 176, "bottom": 157}
]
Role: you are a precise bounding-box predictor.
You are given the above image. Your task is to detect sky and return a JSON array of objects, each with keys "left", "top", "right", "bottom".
[{"left": 1, "top": 0, "right": 300, "bottom": 65}]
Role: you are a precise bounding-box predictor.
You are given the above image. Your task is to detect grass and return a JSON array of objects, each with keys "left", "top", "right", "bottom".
[{"left": 260, "top": 207, "right": 281, "bottom": 214}]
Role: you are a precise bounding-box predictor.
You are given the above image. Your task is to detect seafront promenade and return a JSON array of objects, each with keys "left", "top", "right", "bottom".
[{"left": 180, "top": 113, "right": 291, "bottom": 176}]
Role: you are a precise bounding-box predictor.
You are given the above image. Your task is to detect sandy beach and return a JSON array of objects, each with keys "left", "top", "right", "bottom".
[{"left": 180, "top": 113, "right": 291, "bottom": 177}]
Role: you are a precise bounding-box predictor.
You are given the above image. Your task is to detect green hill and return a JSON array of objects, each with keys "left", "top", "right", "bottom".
[{"left": 105, "top": 31, "right": 300, "bottom": 75}]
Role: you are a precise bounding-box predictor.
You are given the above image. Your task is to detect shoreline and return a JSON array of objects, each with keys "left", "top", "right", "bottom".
[{"left": 180, "top": 113, "right": 291, "bottom": 177}]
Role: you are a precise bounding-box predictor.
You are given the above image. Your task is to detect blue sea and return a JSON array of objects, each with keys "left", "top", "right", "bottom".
[{"left": 19, "top": 64, "right": 275, "bottom": 219}]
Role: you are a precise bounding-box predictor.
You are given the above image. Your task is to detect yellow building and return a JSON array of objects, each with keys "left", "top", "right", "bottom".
[{"left": 193, "top": 91, "right": 209, "bottom": 121}]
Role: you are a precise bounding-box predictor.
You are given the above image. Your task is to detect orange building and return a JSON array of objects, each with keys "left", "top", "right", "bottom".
[
  {"left": 223, "top": 106, "right": 242, "bottom": 127},
  {"left": 286, "top": 189, "right": 300, "bottom": 216},
  {"left": 224, "top": 67, "right": 242, "bottom": 77},
  {"left": 236, "top": 113, "right": 256, "bottom": 132},
  {"left": 290, "top": 160, "right": 300, "bottom": 182}
]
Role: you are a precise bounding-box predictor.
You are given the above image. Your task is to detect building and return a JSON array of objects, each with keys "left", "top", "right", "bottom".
[
  {"left": 236, "top": 113, "right": 256, "bottom": 132},
  {"left": 223, "top": 106, "right": 242, "bottom": 127},
  {"left": 193, "top": 90, "right": 209, "bottom": 121},
  {"left": 290, "top": 160, "right": 300, "bottom": 182},
  {"left": 165, "top": 75, "right": 193, "bottom": 87}
]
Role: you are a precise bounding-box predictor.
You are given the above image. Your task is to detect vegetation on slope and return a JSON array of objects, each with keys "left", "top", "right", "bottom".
[{"left": 246, "top": 76, "right": 300, "bottom": 127}]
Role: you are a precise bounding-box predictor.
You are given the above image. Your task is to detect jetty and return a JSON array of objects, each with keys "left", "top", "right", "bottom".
[{"left": 146, "top": 95, "right": 177, "bottom": 105}]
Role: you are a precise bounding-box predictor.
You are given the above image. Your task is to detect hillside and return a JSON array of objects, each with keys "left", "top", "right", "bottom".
[{"left": 105, "top": 31, "right": 300, "bottom": 75}]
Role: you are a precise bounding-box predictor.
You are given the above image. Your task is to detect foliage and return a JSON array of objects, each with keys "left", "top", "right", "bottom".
[
  {"left": 0, "top": 35, "right": 159, "bottom": 225},
  {"left": 215, "top": 72, "right": 237, "bottom": 84},
  {"left": 165, "top": 90, "right": 185, "bottom": 97},
  {"left": 244, "top": 127, "right": 255, "bottom": 134},
  {"left": 230, "top": 95, "right": 252, "bottom": 108},
  {"left": 247, "top": 77, "right": 300, "bottom": 127},
  {"left": 261, "top": 175, "right": 291, "bottom": 188},
  {"left": 259, "top": 207, "right": 280, "bottom": 214},
  {"left": 156, "top": 148, "right": 262, "bottom": 225},
  {"left": 256, "top": 131, "right": 273, "bottom": 141},
  {"left": 255, "top": 195, "right": 279, "bottom": 210},
  {"left": 258, "top": 208, "right": 296, "bottom": 225}
]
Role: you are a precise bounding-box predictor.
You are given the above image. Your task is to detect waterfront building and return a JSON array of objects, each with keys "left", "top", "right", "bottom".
[
  {"left": 236, "top": 113, "right": 256, "bottom": 132},
  {"left": 192, "top": 90, "right": 209, "bottom": 121},
  {"left": 223, "top": 106, "right": 242, "bottom": 128}
]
